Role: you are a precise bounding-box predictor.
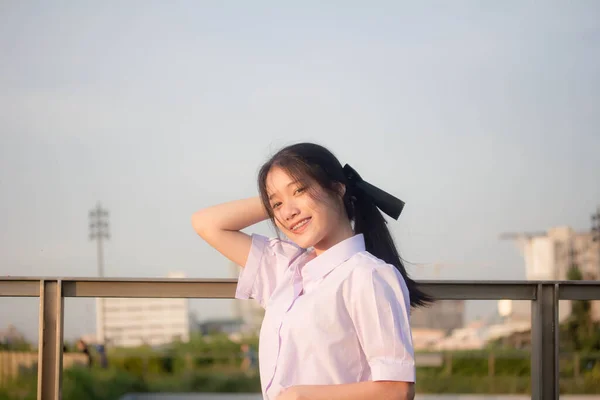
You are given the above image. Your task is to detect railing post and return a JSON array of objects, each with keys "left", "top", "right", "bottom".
[
  {"left": 37, "top": 280, "right": 64, "bottom": 400},
  {"left": 531, "top": 283, "right": 558, "bottom": 400}
]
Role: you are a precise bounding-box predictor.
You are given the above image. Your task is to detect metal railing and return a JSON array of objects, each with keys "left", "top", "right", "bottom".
[{"left": 1, "top": 277, "right": 599, "bottom": 400}]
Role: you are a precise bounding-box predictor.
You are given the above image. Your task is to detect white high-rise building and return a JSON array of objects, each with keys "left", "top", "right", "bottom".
[
  {"left": 521, "top": 227, "right": 599, "bottom": 281},
  {"left": 501, "top": 226, "right": 600, "bottom": 322},
  {"left": 96, "top": 272, "right": 190, "bottom": 347}
]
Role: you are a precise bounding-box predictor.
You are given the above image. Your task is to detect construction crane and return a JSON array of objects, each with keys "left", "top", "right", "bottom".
[{"left": 499, "top": 231, "right": 547, "bottom": 241}]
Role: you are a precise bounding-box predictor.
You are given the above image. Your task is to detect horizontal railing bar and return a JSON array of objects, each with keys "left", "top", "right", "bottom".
[
  {"left": 2, "top": 278, "right": 600, "bottom": 301},
  {"left": 558, "top": 284, "right": 600, "bottom": 300},
  {"left": 0, "top": 280, "right": 40, "bottom": 296},
  {"left": 62, "top": 280, "right": 236, "bottom": 298},
  {"left": 0, "top": 276, "right": 239, "bottom": 283},
  {"left": 420, "top": 282, "right": 537, "bottom": 300}
]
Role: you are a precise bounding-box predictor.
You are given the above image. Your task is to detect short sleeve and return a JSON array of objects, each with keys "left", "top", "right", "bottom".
[
  {"left": 346, "top": 265, "right": 416, "bottom": 382},
  {"left": 234, "top": 233, "right": 304, "bottom": 308}
]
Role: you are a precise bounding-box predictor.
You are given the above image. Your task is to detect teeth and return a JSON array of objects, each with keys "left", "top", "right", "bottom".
[{"left": 292, "top": 218, "right": 310, "bottom": 231}]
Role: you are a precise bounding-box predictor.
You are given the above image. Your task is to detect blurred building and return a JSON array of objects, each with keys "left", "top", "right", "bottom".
[
  {"left": 410, "top": 299, "right": 465, "bottom": 332},
  {"left": 411, "top": 328, "right": 447, "bottom": 350},
  {"left": 193, "top": 318, "right": 245, "bottom": 336},
  {"left": 410, "top": 300, "right": 465, "bottom": 350},
  {"left": 97, "top": 272, "right": 190, "bottom": 348},
  {"left": 433, "top": 320, "right": 488, "bottom": 350},
  {"left": 521, "top": 227, "right": 599, "bottom": 281},
  {"left": 430, "top": 319, "right": 533, "bottom": 351},
  {"left": 501, "top": 226, "right": 600, "bottom": 322}
]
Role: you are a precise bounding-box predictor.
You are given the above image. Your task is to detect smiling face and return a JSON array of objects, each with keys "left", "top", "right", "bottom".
[{"left": 265, "top": 166, "right": 352, "bottom": 253}]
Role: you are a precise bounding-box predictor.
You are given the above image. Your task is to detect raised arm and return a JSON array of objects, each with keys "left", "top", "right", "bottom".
[{"left": 191, "top": 197, "right": 269, "bottom": 267}]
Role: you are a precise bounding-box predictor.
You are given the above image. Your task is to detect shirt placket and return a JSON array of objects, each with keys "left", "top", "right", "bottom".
[{"left": 264, "top": 266, "right": 305, "bottom": 398}]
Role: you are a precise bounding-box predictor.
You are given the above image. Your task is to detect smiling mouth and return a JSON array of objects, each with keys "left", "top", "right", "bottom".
[{"left": 290, "top": 217, "right": 311, "bottom": 233}]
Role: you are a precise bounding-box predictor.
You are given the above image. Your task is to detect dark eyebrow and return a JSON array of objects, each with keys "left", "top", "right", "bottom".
[{"left": 268, "top": 181, "right": 303, "bottom": 201}]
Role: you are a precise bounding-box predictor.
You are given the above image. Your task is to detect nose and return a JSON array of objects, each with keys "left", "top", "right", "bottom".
[{"left": 282, "top": 201, "right": 300, "bottom": 221}]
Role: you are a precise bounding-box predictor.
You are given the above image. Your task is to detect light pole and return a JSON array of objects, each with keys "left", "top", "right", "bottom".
[
  {"left": 89, "top": 203, "right": 109, "bottom": 344},
  {"left": 592, "top": 206, "right": 600, "bottom": 278},
  {"left": 592, "top": 206, "right": 600, "bottom": 243}
]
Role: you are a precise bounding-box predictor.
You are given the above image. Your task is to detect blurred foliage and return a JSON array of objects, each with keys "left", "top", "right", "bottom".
[
  {"left": 561, "top": 266, "right": 600, "bottom": 353},
  {"left": 2, "top": 331, "right": 599, "bottom": 398},
  {"left": 0, "top": 339, "right": 32, "bottom": 352}
]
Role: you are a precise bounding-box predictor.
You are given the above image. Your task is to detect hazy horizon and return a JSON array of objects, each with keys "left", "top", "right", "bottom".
[{"left": 1, "top": 1, "right": 599, "bottom": 343}]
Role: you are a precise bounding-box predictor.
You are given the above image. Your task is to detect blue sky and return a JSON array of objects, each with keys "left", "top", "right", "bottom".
[{"left": 1, "top": 1, "right": 599, "bottom": 342}]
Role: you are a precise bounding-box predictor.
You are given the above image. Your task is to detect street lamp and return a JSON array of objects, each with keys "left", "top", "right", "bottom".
[{"left": 89, "top": 203, "right": 109, "bottom": 344}]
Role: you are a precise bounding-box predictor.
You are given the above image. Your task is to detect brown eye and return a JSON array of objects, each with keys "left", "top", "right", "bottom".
[{"left": 294, "top": 187, "right": 306, "bottom": 195}]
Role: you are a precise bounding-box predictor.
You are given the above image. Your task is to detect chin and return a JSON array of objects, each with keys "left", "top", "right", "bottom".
[
  {"left": 286, "top": 232, "right": 316, "bottom": 249},
  {"left": 299, "top": 234, "right": 325, "bottom": 250},
  {"left": 289, "top": 237, "right": 310, "bottom": 249}
]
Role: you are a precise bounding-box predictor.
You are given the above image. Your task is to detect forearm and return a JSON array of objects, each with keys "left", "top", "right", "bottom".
[
  {"left": 284, "top": 381, "right": 414, "bottom": 400},
  {"left": 191, "top": 197, "right": 270, "bottom": 267},
  {"left": 192, "top": 197, "right": 268, "bottom": 233}
]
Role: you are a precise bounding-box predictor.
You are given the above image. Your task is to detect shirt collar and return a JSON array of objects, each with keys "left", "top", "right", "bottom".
[{"left": 301, "top": 234, "right": 366, "bottom": 284}]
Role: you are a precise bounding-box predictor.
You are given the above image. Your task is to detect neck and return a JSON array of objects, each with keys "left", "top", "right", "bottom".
[{"left": 313, "top": 219, "right": 354, "bottom": 256}]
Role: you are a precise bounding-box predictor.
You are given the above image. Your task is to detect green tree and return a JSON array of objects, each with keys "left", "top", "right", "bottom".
[
  {"left": 0, "top": 337, "right": 32, "bottom": 351},
  {"left": 563, "top": 266, "right": 600, "bottom": 352}
]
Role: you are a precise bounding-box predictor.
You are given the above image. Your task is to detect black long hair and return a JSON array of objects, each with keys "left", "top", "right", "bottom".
[{"left": 258, "top": 142, "right": 432, "bottom": 308}]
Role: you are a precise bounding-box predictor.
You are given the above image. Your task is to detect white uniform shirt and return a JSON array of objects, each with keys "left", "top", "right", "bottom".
[{"left": 235, "top": 233, "right": 415, "bottom": 400}]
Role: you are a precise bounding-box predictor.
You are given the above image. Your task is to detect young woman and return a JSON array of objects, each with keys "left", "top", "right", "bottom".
[{"left": 192, "top": 143, "right": 431, "bottom": 400}]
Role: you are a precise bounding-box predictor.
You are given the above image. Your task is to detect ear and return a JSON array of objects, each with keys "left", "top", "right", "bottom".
[{"left": 332, "top": 182, "right": 346, "bottom": 198}]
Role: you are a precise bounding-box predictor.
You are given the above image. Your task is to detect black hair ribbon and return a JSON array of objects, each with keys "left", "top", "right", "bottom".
[{"left": 343, "top": 164, "right": 405, "bottom": 220}]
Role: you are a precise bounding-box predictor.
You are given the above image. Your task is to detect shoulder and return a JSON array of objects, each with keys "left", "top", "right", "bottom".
[
  {"left": 342, "top": 251, "right": 410, "bottom": 305},
  {"left": 347, "top": 251, "right": 401, "bottom": 280}
]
